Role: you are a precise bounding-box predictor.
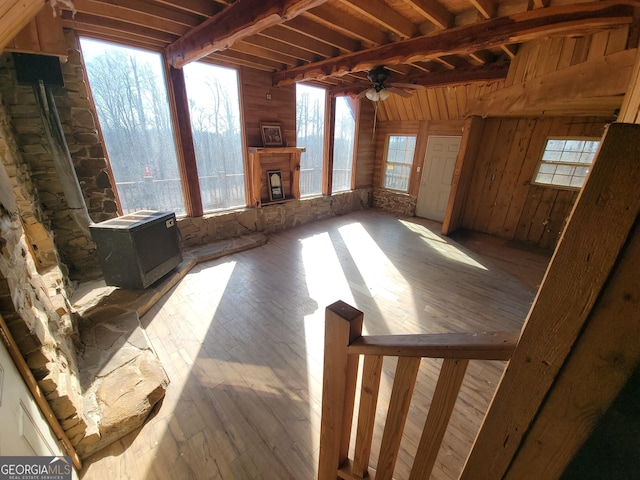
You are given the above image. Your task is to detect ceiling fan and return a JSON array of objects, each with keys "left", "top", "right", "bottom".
[{"left": 358, "top": 65, "right": 423, "bottom": 102}]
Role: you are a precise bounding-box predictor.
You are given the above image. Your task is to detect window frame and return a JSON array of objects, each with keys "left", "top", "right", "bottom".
[
  {"left": 382, "top": 133, "right": 418, "bottom": 193},
  {"left": 532, "top": 136, "right": 601, "bottom": 191},
  {"left": 296, "top": 83, "right": 327, "bottom": 198}
]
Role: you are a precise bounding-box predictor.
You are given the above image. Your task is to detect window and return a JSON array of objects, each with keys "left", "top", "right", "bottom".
[
  {"left": 534, "top": 138, "right": 600, "bottom": 189},
  {"left": 183, "top": 62, "right": 244, "bottom": 211},
  {"left": 296, "top": 84, "right": 325, "bottom": 196},
  {"left": 384, "top": 135, "right": 416, "bottom": 191},
  {"left": 332, "top": 97, "right": 355, "bottom": 192},
  {"left": 80, "top": 38, "right": 185, "bottom": 214}
]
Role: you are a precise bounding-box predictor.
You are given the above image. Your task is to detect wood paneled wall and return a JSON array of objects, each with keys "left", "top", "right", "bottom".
[
  {"left": 0, "top": 0, "right": 44, "bottom": 53},
  {"left": 503, "top": 26, "right": 630, "bottom": 88},
  {"left": 468, "top": 26, "right": 635, "bottom": 118},
  {"left": 376, "top": 82, "right": 505, "bottom": 122},
  {"left": 4, "top": 6, "right": 66, "bottom": 59},
  {"left": 353, "top": 100, "right": 376, "bottom": 189},
  {"left": 376, "top": 26, "right": 633, "bottom": 123},
  {"left": 461, "top": 116, "right": 611, "bottom": 250},
  {"left": 240, "top": 67, "right": 296, "bottom": 149}
]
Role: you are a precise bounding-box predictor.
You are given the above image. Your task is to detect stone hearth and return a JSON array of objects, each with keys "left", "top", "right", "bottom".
[{"left": 69, "top": 232, "right": 268, "bottom": 457}]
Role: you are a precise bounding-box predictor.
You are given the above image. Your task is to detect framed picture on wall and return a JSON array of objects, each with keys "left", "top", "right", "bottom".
[
  {"left": 267, "top": 171, "right": 284, "bottom": 201},
  {"left": 261, "top": 123, "right": 284, "bottom": 147}
]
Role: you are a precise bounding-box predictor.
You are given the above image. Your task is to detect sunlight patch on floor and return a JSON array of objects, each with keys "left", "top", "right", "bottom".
[
  {"left": 338, "top": 222, "right": 410, "bottom": 305},
  {"left": 300, "top": 231, "right": 354, "bottom": 441},
  {"left": 140, "top": 259, "right": 238, "bottom": 480},
  {"left": 300, "top": 232, "right": 355, "bottom": 307},
  {"left": 399, "top": 220, "right": 488, "bottom": 271}
]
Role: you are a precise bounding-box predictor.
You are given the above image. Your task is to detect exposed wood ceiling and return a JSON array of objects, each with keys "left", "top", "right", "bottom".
[{"left": 52, "top": 0, "right": 636, "bottom": 96}]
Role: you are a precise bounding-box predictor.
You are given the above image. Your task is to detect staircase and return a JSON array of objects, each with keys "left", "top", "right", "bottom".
[{"left": 317, "top": 300, "right": 518, "bottom": 480}]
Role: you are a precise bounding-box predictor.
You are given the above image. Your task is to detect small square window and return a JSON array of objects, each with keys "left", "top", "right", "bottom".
[{"left": 533, "top": 137, "right": 600, "bottom": 189}]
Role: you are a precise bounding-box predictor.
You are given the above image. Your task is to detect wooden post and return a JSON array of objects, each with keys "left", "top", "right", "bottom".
[
  {"left": 318, "top": 301, "right": 363, "bottom": 480},
  {"left": 504, "top": 220, "right": 640, "bottom": 479},
  {"left": 618, "top": 47, "right": 640, "bottom": 123},
  {"left": 166, "top": 64, "right": 203, "bottom": 217},
  {"left": 323, "top": 95, "right": 336, "bottom": 197},
  {"left": 409, "top": 358, "right": 469, "bottom": 480},
  {"left": 459, "top": 123, "right": 640, "bottom": 480},
  {"left": 442, "top": 115, "right": 484, "bottom": 235}
]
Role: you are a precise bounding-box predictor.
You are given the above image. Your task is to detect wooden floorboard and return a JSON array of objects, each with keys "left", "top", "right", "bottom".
[{"left": 79, "top": 210, "right": 548, "bottom": 480}]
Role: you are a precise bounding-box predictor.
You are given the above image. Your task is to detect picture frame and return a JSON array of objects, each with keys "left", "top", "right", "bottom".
[
  {"left": 261, "top": 123, "right": 284, "bottom": 147},
  {"left": 267, "top": 171, "right": 284, "bottom": 201}
]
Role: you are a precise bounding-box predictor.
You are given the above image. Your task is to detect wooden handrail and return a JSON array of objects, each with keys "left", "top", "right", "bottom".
[
  {"left": 318, "top": 301, "right": 519, "bottom": 480},
  {"left": 348, "top": 331, "right": 518, "bottom": 360}
]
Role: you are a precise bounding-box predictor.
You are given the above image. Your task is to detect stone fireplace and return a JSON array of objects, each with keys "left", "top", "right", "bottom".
[{"left": 0, "top": 30, "right": 168, "bottom": 460}]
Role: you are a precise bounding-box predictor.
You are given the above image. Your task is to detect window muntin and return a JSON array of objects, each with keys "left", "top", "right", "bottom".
[
  {"left": 80, "top": 38, "right": 185, "bottom": 215},
  {"left": 183, "top": 62, "right": 245, "bottom": 211},
  {"left": 332, "top": 97, "right": 355, "bottom": 192},
  {"left": 533, "top": 138, "right": 600, "bottom": 189},
  {"left": 383, "top": 135, "right": 416, "bottom": 191},
  {"left": 296, "top": 84, "right": 326, "bottom": 196}
]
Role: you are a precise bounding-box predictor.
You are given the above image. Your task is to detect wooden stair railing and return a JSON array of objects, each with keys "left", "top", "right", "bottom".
[{"left": 318, "top": 301, "right": 519, "bottom": 480}]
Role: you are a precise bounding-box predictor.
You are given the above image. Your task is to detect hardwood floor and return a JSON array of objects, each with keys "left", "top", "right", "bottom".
[{"left": 79, "top": 210, "right": 549, "bottom": 480}]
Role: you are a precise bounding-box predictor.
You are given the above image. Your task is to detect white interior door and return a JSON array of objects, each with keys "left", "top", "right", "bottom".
[
  {"left": 0, "top": 340, "right": 70, "bottom": 459},
  {"left": 416, "top": 136, "right": 461, "bottom": 221}
]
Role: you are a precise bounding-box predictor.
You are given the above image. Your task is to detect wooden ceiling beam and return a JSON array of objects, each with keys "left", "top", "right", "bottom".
[
  {"left": 304, "top": 5, "right": 390, "bottom": 47},
  {"left": 404, "top": 0, "right": 453, "bottom": 30},
  {"left": 62, "top": 11, "right": 179, "bottom": 44},
  {"left": 336, "top": 0, "right": 417, "bottom": 39},
  {"left": 531, "top": 0, "right": 551, "bottom": 9},
  {"left": 501, "top": 44, "right": 519, "bottom": 58},
  {"left": 166, "top": 0, "right": 328, "bottom": 68},
  {"left": 231, "top": 41, "right": 301, "bottom": 67},
  {"left": 469, "top": 0, "right": 498, "bottom": 20},
  {"left": 202, "top": 52, "right": 277, "bottom": 72},
  {"left": 247, "top": 34, "right": 319, "bottom": 63},
  {"left": 261, "top": 25, "right": 338, "bottom": 58},
  {"left": 71, "top": 29, "right": 167, "bottom": 52},
  {"left": 68, "top": 0, "right": 193, "bottom": 35},
  {"left": 151, "top": 0, "right": 221, "bottom": 18},
  {"left": 215, "top": 49, "right": 286, "bottom": 71},
  {"left": 329, "top": 61, "right": 510, "bottom": 96},
  {"left": 283, "top": 16, "right": 361, "bottom": 53},
  {"left": 468, "top": 49, "right": 495, "bottom": 64},
  {"left": 273, "top": 1, "right": 634, "bottom": 85}
]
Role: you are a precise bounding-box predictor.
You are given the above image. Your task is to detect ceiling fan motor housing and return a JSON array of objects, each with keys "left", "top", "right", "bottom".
[{"left": 368, "top": 66, "right": 391, "bottom": 89}]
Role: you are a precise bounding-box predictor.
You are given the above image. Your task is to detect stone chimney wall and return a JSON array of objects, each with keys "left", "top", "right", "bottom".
[
  {"left": 0, "top": 29, "right": 118, "bottom": 281},
  {"left": 0, "top": 96, "right": 93, "bottom": 452}
]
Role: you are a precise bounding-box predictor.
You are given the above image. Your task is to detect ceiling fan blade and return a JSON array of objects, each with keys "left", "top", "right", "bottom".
[
  {"left": 356, "top": 89, "right": 369, "bottom": 99},
  {"left": 388, "top": 82, "right": 427, "bottom": 90},
  {"left": 386, "top": 87, "right": 414, "bottom": 98}
]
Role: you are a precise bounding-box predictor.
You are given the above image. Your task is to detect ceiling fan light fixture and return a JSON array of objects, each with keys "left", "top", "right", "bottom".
[
  {"left": 379, "top": 89, "right": 390, "bottom": 101},
  {"left": 365, "top": 88, "right": 379, "bottom": 101}
]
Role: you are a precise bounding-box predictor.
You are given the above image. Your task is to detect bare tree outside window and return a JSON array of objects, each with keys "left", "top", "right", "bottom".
[
  {"left": 332, "top": 97, "right": 355, "bottom": 192},
  {"left": 80, "top": 38, "right": 185, "bottom": 215},
  {"left": 296, "top": 84, "right": 325, "bottom": 196},
  {"left": 183, "top": 62, "right": 245, "bottom": 211}
]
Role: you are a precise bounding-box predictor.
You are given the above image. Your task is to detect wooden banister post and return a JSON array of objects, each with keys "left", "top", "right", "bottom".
[{"left": 318, "top": 301, "right": 363, "bottom": 480}]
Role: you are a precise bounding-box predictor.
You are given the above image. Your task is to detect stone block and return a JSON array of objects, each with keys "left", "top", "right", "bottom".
[
  {"left": 71, "top": 108, "right": 94, "bottom": 128},
  {"left": 48, "top": 395, "right": 79, "bottom": 423},
  {"left": 73, "top": 132, "right": 99, "bottom": 145},
  {"left": 77, "top": 349, "right": 168, "bottom": 458}
]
